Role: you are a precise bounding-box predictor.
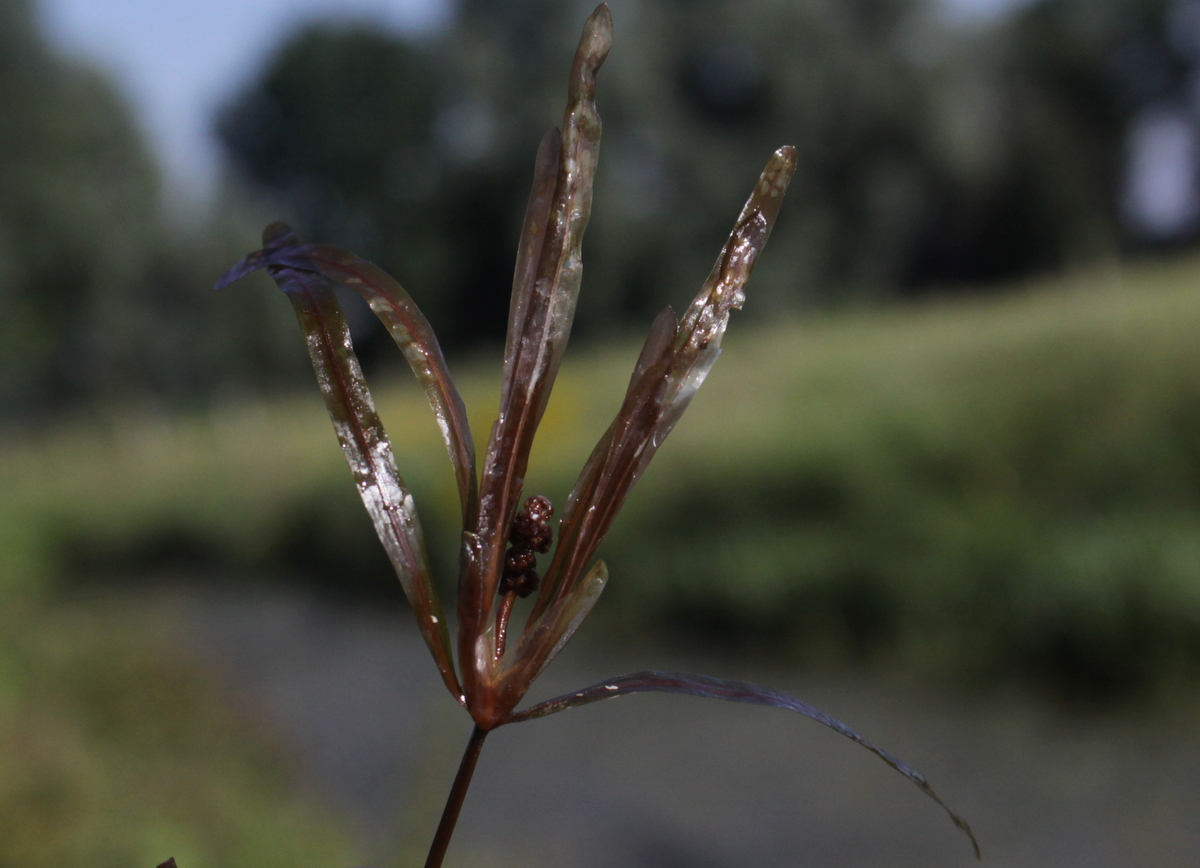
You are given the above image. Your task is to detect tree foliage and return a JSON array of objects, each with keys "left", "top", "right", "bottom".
[
  {"left": 217, "top": 0, "right": 1199, "bottom": 344},
  {"left": 4, "top": 0, "right": 1195, "bottom": 412},
  {"left": 218, "top": 0, "right": 947, "bottom": 341},
  {"left": 0, "top": 0, "right": 158, "bottom": 408},
  {"left": 0, "top": 0, "right": 309, "bottom": 416}
]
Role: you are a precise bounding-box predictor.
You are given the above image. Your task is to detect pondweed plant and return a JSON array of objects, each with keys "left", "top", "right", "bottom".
[{"left": 218, "top": 5, "right": 978, "bottom": 865}]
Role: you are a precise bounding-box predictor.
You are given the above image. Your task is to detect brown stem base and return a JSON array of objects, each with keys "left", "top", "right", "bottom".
[{"left": 423, "top": 725, "right": 489, "bottom": 868}]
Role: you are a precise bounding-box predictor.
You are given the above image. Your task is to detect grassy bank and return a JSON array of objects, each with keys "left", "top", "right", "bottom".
[
  {"left": 0, "top": 593, "right": 356, "bottom": 866},
  {"left": 6, "top": 255, "right": 1200, "bottom": 697}
]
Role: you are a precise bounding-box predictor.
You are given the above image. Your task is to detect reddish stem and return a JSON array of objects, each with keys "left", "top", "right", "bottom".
[
  {"left": 424, "top": 725, "right": 489, "bottom": 868},
  {"left": 494, "top": 590, "right": 517, "bottom": 658}
]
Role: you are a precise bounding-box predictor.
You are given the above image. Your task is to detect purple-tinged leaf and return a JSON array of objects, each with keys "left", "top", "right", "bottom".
[
  {"left": 218, "top": 225, "right": 463, "bottom": 704},
  {"left": 294, "top": 244, "right": 477, "bottom": 525},
  {"left": 528, "top": 147, "right": 796, "bottom": 628},
  {"left": 214, "top": 250, "right": 268, "bottom": 290},
  {"left": 627, "top": 305, "right": 678, "bottom": 390},
  {"left": 503, "top": 128, "right": 562, "bottom": 391},
  {"left": 219, "top": 226, "right": 477, "bottom": 527},
  {"left": 463, "top": 3, "right": 612, "bottom": 702},
  {"left": 495, "top": 560, "right": 608, "bottom": 711},
  {"left": 214, "top": 221, "right": 299, "bottom": 289},
  {"left": 504, "top": 670, "right": 979, "bottom": 859}
]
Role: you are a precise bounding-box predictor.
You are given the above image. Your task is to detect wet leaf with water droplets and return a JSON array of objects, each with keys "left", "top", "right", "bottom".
[
  {"left": 290, "top": 244, "right": 477, "bottom": 526},
  {"left": 525, "top": 147, "right": 796, "bottom": 634},
  {"left": 464, "top": 3, "right": 612, "bottom": 704},
  {"left": 215, "top": 225, "right": 463, "bottom": 704}
]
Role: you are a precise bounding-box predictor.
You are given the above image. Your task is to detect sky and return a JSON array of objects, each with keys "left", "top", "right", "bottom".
[
  {"left": 34, "top": 0, "right": 1030, "bottom": 206},
  {"left": 35, "top": 0, "right": 454, "bottom": 203}
]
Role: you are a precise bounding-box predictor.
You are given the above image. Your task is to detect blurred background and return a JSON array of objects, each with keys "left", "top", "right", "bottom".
[{"left": 3, "top": 0, "right": 1200, "bottom": 864}]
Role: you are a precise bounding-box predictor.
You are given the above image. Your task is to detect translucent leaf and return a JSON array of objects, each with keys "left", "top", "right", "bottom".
[
  {"left": 503, "top": 128, "right": 562, "bottom": 398},
  {"left": 213, "top": 249, "right": 267, "bottom": 290},
  {"left": 220, "top": 225, "right": 476, "bottom": 526},
  {"left": 216, "top": 224, "right": 463, "bottom": 704},
  {"left": 462, "top": 3, "right": 612, "bottom": 696},
  {"left": 528, "top": 148, "right": 797, "bottom": 627},
  {"left": 293, "top": 244, "right": 477, "bottom": 525},
  {"left": 504, "top": 670, "right": 979, "bottom": 859},
  {"left": 627, "top": 305, "right": 678, "bottom": 390},
  {"left": 495, "top": 560, "right": 608, "bottom": 712}
]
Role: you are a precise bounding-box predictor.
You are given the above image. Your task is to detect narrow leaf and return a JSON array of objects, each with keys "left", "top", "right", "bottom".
[
  {"left": 217, "top": 225, "right": 463, "bottom": 704},
  {"left": 214, "top": 250, "right": 267, "bottom": 290},
  {"left": 529, "top": 147, "right": 797, "bottom": 626},
  {"left": 496, "top": 560, "right": 608, "bottom": 710},
  {"left": 294, "top": 244, "right": 477, "bottom": 525},
  {"left": 504, "top": 670, "right": 979, "bottom": 859},
  {"left": 463, "top": 3, "right": 613, "bottom": 693},
  {"left": 627, "top": 305, "right": 678, "bottom": 391},
  {"left": 219, "top": 228, "right": 477, "bottom": 526},
  {"left": 503, "top": 128, "right": 562, "bottom": 393}
]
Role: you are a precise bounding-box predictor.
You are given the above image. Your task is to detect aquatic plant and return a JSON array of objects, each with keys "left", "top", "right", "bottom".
[{"left": 218, "top": 5, "right": 977, "bottom": 865}]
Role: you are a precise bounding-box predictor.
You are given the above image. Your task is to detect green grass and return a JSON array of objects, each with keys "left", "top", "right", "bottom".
[
  {"left": 6, "top": 254, "right": 1200, "bottom": 698},
  {"left": 3, "top": 252, "right": 1200, "bottom": 863},
  {"left": 0, "top": 596, "right": 356, "bottom": 867}
]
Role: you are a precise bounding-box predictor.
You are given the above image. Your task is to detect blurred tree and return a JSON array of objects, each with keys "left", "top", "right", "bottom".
[
  {"left": 3, "top": 0, "right": 1186, "bottom": 416},
  {"left": 216, "top": 26, "right": 468, "bottom": 346},
  {"left": 0, "top": 0, "right": 308, "bottom": 417},
  {"left": 0, "top": 0, "right": 159, "bottom": 409},
  {"left": 570, "top": 0, "right": 937, "bottom": 316},
  {"left": 217, "top": 0, "right": 943, "bottom": 342},
  {"left": 908, "top": 0, "right": 1200, "bottom": 286},
  {"left": 216, "top": 0, "right": 1198, "bottom": 345}
]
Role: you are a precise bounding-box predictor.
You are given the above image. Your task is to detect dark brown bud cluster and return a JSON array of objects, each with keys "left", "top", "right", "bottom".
[{"left": 499, "top": 495, "right": 554, "bottom": 598}]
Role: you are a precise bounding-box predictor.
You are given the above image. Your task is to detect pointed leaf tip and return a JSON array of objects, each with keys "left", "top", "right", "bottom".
[
  {"left": 468, "top": 4, "right": 611, "bottom": 667},
  {"left": 222, "top": 223, "right": 464, "bottom": 702},
  {"left": 504, "top": 671, "right": 979, "bottom": 859},
  {"left": 214, "top": 221, "right": 304, "bottom": 290},
  {"left": 214, "top": 250, "right": 267, "bottom": 290},
  {"left": 528, "top": 148, "right": 795, "bottom": 628},
  {"left": 588, "top": 4, "right": 613, "bottom": 43}
]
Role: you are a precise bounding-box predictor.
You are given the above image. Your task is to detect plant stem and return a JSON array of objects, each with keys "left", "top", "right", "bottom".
[
  {"left": 494, "top": 590, "right": 517, "bottom": 658},
  {"left": 423, "top": 724, "right": 489, "bottom": 868}
]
